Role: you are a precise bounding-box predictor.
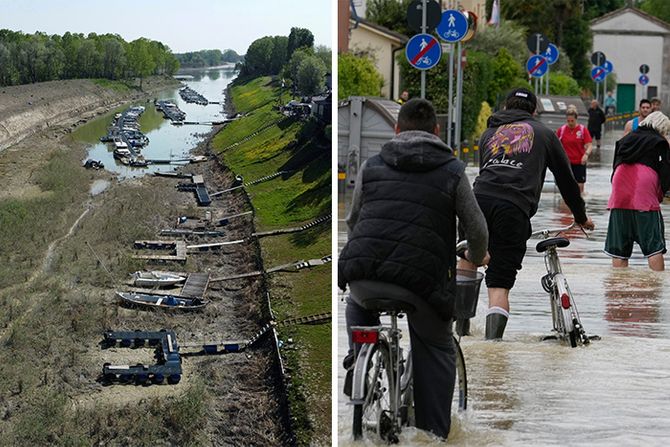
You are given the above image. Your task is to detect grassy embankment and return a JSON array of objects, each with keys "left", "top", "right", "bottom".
[{"left": 211, "top": 76, "right": 331, "bottom": 445}]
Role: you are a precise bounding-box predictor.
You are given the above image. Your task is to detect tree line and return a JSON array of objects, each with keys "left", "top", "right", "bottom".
[
  {"left": 239, "top": 27, "right": 331, "bottom": 96},
  {"left": 175, "top": 49, "right": 243, "bottom": 68},
  {"left": 0, "top": 29, "right": 179, "bottom": 87}
]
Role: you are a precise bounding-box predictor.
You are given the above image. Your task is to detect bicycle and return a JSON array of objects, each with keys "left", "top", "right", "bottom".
[
  {"left": 532, "top": 222, "right": 597, "bottom": 347},
  {"left": 348, "top": 255, "right": 478, "bottom": 443}
]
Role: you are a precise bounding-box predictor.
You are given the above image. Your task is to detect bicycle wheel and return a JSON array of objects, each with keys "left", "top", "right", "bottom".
[
  {"left": 352, "top": 341, "right": 394, "bottom": 440},
  {"left": 454, "top": 336, "right": 467, "bottom": 411}
]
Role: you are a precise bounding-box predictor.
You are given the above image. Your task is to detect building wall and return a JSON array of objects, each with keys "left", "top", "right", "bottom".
[
  {"left": 591, "top": 10, "right": 670, "bottom": 113},
  {"left": 349, "top": 27, "right": 400, "bottom": 99}
]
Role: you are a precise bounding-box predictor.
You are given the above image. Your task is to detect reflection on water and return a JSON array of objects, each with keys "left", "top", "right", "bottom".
[
  {"left": 604, "top": 269, "right": 663, "bottom": 338},
  {"left": 77, "top": 66, "right": 237, "bottom": 179},
  {"left": 338, "top": 129, "right": 670, "bottom": 445}
]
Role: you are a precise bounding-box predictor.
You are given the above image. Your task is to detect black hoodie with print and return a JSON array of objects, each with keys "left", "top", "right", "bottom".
[{"left": 473, "top": 109, "right": 587, "bottom": 223}]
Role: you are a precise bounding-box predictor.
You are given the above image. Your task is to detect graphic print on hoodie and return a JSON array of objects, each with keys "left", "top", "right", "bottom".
[{"left": 482, "top": 122, "right": 535, "bottom": 170}]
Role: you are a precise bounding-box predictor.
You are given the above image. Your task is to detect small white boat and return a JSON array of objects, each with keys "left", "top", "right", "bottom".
[{"left": 131, "top": 271, "right": 186, "bottom": 287}]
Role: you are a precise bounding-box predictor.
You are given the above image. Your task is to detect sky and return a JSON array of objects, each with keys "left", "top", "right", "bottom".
[{"left": 0, "top": 0, "right": 332, "bottom": 54}]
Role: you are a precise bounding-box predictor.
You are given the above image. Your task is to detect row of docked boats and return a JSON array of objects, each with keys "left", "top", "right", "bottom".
[
  {"left": 102, "top": 106, "right": 150, "bottom": 167},
  {"left": 155, "top": 99, "right": 186, "bottom": 122},
  {"left": 179, "top": 86, "right": 208, "bottom": 105}
]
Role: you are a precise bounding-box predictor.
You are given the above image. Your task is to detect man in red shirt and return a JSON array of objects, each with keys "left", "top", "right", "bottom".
[{"left": 556, "top": 107, "right": 593, "bottom": 194}]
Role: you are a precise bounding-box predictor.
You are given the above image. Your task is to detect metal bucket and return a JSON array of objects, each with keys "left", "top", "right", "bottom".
[{"left": 455, "top": 269, "right": 484, "bottom": 319}]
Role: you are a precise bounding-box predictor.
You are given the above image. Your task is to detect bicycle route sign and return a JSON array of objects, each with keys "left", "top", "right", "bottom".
[
  {"left": 602, "top": 60, "right": 613, "bottom": 74},
  {"left": 527, "top": 55, "right": 548, "bottom": 78},
  {"left": 436, "top": 9, "right": 468, "bottom": 43},
  {"left": 591, "top": 66, "right": 607, "bottom": 83},
  {"left": 639, "top": 74, "right": 649, "bottom": 86},
  {"left": 544, "top": 43, "right": 559, "bottom": 65},
  {"left": 406, "top": 0, "right": 441, "bottom": 33},
  {"left": 406, "top": 33, "right": 441, "bottom": 70}
]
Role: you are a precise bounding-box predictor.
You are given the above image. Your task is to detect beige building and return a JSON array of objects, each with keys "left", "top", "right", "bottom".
[{"left": 348, "top": 18, "right": 407, "bottom": 99}]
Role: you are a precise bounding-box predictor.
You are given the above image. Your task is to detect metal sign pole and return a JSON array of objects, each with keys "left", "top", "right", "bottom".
[
  {"left": 545, "top": 64, "right": 549, "bottom": 95},
  {"left": 455, "top": 41, "right": 463, "bottom": 153},
  {"left": 535, "top": 33, "right": 541, "bottom": 96},
  {"left": 447, "top": 44, "right": 454, "bottom": 148},
  {"left": 420, "top": 0, "right": 427, "bottom": 99}
]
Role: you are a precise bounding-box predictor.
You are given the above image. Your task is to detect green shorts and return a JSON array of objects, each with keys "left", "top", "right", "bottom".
[{"left": 604, "top": 209, "right": 666, "bottom": 259}]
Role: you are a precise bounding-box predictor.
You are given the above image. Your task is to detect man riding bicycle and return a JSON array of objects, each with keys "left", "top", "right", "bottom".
[
  {"left": 339, "top": 98, "right": 489, "bottom": 439},
  {"left": 459, "top": 88, "right": 595, "bottom": 340}
]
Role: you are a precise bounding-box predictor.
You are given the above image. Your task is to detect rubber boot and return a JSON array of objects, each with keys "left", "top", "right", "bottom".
[{"left": 485, "top": 313, "right": 508, "bottom": 340}]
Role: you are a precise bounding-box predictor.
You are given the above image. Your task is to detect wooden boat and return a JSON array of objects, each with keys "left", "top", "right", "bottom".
[
  {"left": 116, "top": 291, "right": 206, "bottom": 310},
  {"left": 131, "top": 271, "right": 186, "bottom": 287}
]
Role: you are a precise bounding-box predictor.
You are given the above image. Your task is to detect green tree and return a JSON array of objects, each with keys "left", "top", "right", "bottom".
[
  {"left": 270, "top": 36, "right": 289, "bottom": 75},
  {"left": 499, "top": 0, "right": 591, "bottom": 83},
  {"left": 487, "top": 48, "right": 524, "bottom": 105},
  {"left": 284, "top": 47, "right": 313, "bottom": 85},
  {"left": 287, "top": 27, "right": 314, "bottom": 58},
  {"left": 314, "top": 45, "right": 332, "bottom": 71},
  {"left": 221, "top": 49, "right": 242, "bottom": 63},
  {"left": 241, "top": 36, "right": 274, "bottom": 76},
  {"left": 127, "top": 38, "right": 155, "bottom": 89},
  {"left": 640, "top": 0, "right": 670, "bottom": 23},
  {"left": 295, "top": 55, "right": 326, "bottom": 96},
  {"left": 468, "top": 20, "right": 528, "bottom": 69},
  {"left": 548, "top": 71, "right": 580, "bottom": 95},
  {"left": 365, "top": 0, "right": 412, "bottom": 36},
  {"left": 338, "top": 52, "right": 384, "bottom": 99}
]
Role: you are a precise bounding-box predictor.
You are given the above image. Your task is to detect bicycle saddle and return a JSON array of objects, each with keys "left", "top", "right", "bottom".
[
  {"left": 349, "top": 280, "right": 418, "bottom": 313},
  {"left": 536, "top": 237, "right": 570, "bottom": 252}
]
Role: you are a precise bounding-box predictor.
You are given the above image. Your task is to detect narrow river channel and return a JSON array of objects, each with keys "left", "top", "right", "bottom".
[
  {"left": 337, "top": 129, "right": 670, "bottom": 446},
  {"left": 73, "top": 65, "right": 237, "bottom": 177}
]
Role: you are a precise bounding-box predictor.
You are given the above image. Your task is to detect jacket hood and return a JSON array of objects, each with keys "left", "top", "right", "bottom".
[
  {"left": 380, "top": 130, "right": 454, "bottom": 172},
  {"left": 487, "top": 109, "right": 534, "bottom": 127}
]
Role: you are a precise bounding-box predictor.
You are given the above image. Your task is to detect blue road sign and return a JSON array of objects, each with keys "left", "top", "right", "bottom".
[
  {"left": 602, "top": 60, "right": 613, "bottom": 74},
  {"left": 591, "top": 66, "right": 606, "bottom": 83},
  {"left": 406, "top": 33, "right": 441, "bottom": 70},
  {"left": 526, "top": 55, "right": 548, "bottom": 78},
  {"left": 639, "top": 74, "right": 649, "bottom": 86},
  {"left": 436, "top": 9, "right": 468, "bottom": 43},
  {"left": 544, "top": 43, "right": 559, "bottom": 65}
]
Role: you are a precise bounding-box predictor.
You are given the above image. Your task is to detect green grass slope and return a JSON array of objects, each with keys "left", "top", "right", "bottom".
[{"left": 211, "top": 76, "right": 331, "bottom": 445}]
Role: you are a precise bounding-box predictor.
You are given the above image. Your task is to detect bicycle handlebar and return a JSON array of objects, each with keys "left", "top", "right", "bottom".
[{"left": 531, "top": 222, "right": 591, "bottom": 239}]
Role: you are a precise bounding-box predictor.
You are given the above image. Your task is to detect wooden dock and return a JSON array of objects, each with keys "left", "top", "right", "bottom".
[
  {"left": 180, "top": 273, "right": 210, "bottom": 298},
  {"left": 133, "top": 240, "right": 187, "bottom": 263}
]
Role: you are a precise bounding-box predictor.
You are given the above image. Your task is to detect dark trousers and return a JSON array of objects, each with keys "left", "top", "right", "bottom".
[
  {"left": 346, "top": 295, "right": 456, "bottom": 439},
  {"left": 470, "top": 195, "right": 531, "bottom": 290}
]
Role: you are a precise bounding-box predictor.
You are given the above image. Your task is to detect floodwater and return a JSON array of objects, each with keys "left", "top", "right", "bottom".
[
  {"left": 337, "top": 129, "right": 670, "bottom": 446},
  {"left": 73, "top": 65, "right": 237, "bottom": 178}
]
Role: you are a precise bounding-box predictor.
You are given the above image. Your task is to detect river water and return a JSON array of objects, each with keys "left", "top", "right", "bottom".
[
  {"left": 337, "top": 129, "right": 670, "bottom": 446},
  {"left": 74, "top": 66, "right": 237, "bottom": 178}
]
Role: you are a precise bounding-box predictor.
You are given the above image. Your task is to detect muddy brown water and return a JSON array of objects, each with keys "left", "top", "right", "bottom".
[{"left": 337, "top": 129, "right": 670, "bottom": 446}]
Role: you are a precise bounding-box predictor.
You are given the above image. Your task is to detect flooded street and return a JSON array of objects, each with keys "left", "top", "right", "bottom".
[
  {"left": 74, "top": 66, "right": 237, "bottom": 178},
  {"left": 337, "top": 129, "right": 670, "bottom": 446}
]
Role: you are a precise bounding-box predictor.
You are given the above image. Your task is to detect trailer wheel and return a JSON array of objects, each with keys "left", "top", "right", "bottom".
[{"left": 167, "top": 374, "right": 181, "bottom": 384}]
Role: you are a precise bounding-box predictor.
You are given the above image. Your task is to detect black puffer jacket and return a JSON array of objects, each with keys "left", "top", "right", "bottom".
[{"left": 339, "top": 131, "right": 464, "bottom": 320}]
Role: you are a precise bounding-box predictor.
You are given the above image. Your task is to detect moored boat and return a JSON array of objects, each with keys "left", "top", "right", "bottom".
[
  {"left": 116, "top": 291, "right": 206, "bottom": 310},
  {"left": 132, "top": 270, "right": 186, "bottom": 287}
]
